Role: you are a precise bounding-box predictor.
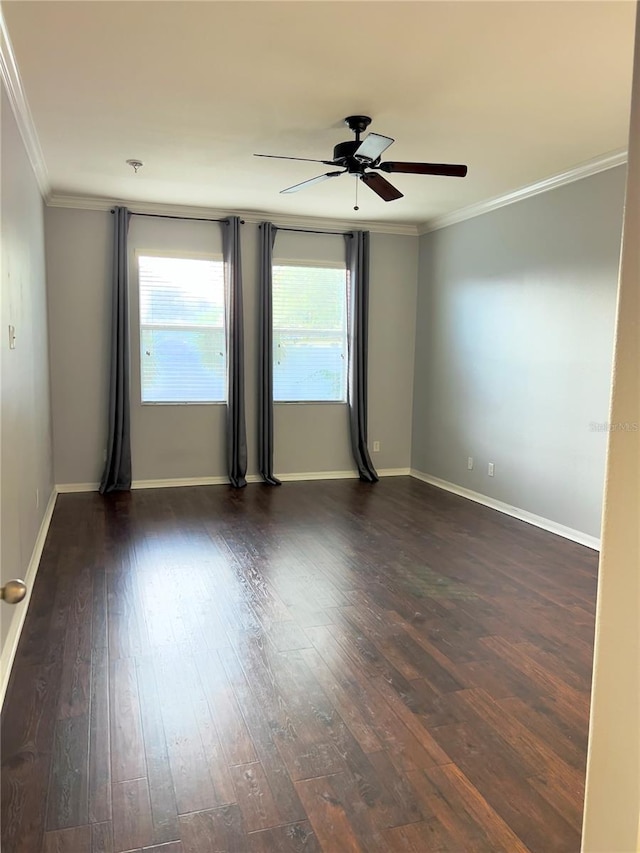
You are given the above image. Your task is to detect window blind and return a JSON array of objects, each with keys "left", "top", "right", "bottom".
[
  {"left": 272, "top": 263, "right": 347, "bottom": 402},
  {"left": 138, "top": 255, "right": 226, "bottom": 403}
]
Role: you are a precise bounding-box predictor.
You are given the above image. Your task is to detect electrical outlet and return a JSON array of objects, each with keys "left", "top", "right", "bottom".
[
  {"left": 372, "top": 441, "right": 380, "bottom": 452},
  {"left": 488, "top": 462, "right": 495, "bottom": 477},
  {"left": 467, "top": 456, "right": 474, "bottom": 470}
]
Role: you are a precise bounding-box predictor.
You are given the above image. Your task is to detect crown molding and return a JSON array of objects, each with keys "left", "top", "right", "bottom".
[
  {"left": 0, "top": 8, "right": 50, "bottom": 199},
  {"left": 45, "top": 193, "right": 420, "bottom": 237},
  {"left": 418, "top": 149, "right": 628, "bottom": 235},
  {"left": 48, "top": 146, "right": 627, "bottom": 239}
]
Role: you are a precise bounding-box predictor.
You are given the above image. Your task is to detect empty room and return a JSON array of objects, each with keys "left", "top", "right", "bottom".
[{"left": 1, "top": 2, "right": 639, "bottom": 852}]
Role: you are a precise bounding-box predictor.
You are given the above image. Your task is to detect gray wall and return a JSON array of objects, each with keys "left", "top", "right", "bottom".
[
  {"left": 1, "top": 84, "right": 54, "bottom": 652},
  {"left": 412, "top": 166, "right": 627, "bottom": 538},
  {"left": 45, "top": 209, "right": 418, "bottom": 485}
]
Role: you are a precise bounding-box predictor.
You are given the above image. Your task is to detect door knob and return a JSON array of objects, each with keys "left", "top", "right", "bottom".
[{"left": 1, "top": 580, "right": 27, "bottom": 604}]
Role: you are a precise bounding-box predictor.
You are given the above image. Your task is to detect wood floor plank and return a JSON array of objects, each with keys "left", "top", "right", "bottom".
[
  {"left": 298, "top": 646, "right": 383, "bottom": 754},
  {"left": 136, "top": 658, "right": 181, "bottom": 844},
  {"left": 46, "top": 713, "right": 90, "bottom": 830},
  {"left": 112, "top": 778, "right": 154, "bottom": 852},
  {"left": 230, "top": 761, "right": 282, "bottom": 832},
  {"left": 57, "top": 567, "right": 93, "bottom": 719},
  {"left": 179, "top": 804, "right": 246, "bottom": 853},
  {"left": 1, "top": 480, "right": 599, "bottom": 852},
  {"left": 276, "top": 650, "right": 422, "bottom": 830},
  {"left": 383, "top": 819, "right": 449, "bottom": 852},
  {"left": 181, "top": 655, "right": 237, "bottom": 806},
  {"left": 305, "top": 625, "right": 441, "bottom": 773},
  {"left": 295, "top": 775, "right": 364, "bottom": 853},
  {"left": 90, "top": 820, "right": 113, "bottom": 853},
  {"left": 109, "top": 658, "right": 145, "bottom": 784},
  {"left": 327, "top": 769, "right": 396, "bottom": 851},
  {"left": 229, "top": 636, "right": 345, "bottom": 782},
  {"left": 91, "top": 567, "right": 109, "bottom": 652},
  {"left": 218, "top": 646, "right": 307, "bottom": 825},
  {"left": 481, "top": 635, "right": 591, "bottom": 729},
  {"left": 425, "top": 763, "right": 532, "bottom": 852},
  {"left": 369, "top": 675, "right": 452, "bottom": 767},
  {"left": 89, "top": 645, "right": 111, "bottom": 823},
  {"left": 153, "top": 653, "right": 227, "bottom": 814},
  {"left": 528, "top": 771, "right": 585, "bottom": 833},
  {"left": 453, "top": 686, "right": 585, "bottom": 797},
  {"left": 406, "top": 766, "right": 497, "bottom": 851},
  {"left": 195, "top": 650, "right": 258, "bottom": 767},
  {"left": 428, "top": 721, "right": 580, "bottom": 852},
  {"left": 1, "top": 660, "right": 60, "bottom": 853},
  {"left": 42, "top": 825, "right": 91, "bottom": 853},
  {"left": 10, "top": 555, "right": 61, "bottom": 668},
  {"left": 247, "top": 820, "right": 322, "bottom": 852},
  {"left": 107, "top": 562, "right": 146, "bottom": 661},
  {"left": 497, "top": 695, "right": 587, "bottom": 770}
]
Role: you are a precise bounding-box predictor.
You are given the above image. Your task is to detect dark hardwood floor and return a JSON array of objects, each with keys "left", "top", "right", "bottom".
[{"left": 1, "top": 478, "right": 598, "bottom": 852}]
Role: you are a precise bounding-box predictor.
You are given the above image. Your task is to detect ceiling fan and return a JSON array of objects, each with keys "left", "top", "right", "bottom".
[{"left": 254, "top": 115, "right": 468, "bottom": 203}]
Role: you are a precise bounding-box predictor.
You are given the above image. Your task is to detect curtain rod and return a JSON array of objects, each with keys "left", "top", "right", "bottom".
[
  {"left": 110, "top": 210, "right": 244, "bottom": 224},
  {"left": 265, "top": 225, "right": 353, "bottom": 237}
]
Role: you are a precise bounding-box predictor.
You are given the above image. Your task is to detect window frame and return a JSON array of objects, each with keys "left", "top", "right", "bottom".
[
  {"left": 135, "top": 249, "right": 227, "bottom": 406},
  {"left": 271, "top": 258, "right": 349, "bottom": 405}
]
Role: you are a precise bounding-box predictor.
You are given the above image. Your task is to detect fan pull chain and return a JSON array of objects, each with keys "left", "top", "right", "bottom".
[{"left": 354, "top": 177, "right": 359, "bottom": 211}]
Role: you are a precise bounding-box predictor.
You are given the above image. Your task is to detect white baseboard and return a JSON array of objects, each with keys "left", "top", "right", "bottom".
[
  {"left": 276, "top": 470, "right": 358, "bottom": 482},
  {"left": 273, "top": 469, "right": 408, "bottom": 481},
  {"left": 132, "top": 476, "right": 231, "bottom": 489},
  {"left": 0, "top": 488, "right": 58, "bottom": 710},
  {"left": 410, "top": 469, "right": 600, "bottom": 551},
  {"left": 56, "top": 467, "right": 411, "bottom": 493},
  {"left": 56, "top": 482, "right": 100, "bottom": 493}
]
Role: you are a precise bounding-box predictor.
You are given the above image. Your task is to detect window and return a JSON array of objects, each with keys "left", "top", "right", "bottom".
[
  {"left": 138, "top": 254, "right": 226, "bottom": 403},
  {"left": 272, "top": 262, "right": 347, "bottom": 402}
]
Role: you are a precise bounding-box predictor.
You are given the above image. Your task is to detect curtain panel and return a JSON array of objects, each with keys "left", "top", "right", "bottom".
[
  {"left": 258, "top": 223, "right": 281, "bottom": 485},
  {"left": 346, "top": 231, "right": 379, "bottom": 482},
  {"left": 99, "top": 206, "right": 132, "bottom": 494},
  {"left": 222, "top": 216, "right": 248, "bottom": 488}
]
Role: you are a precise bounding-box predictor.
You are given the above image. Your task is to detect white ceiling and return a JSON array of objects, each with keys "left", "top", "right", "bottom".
[{"left": 2, "top": 1, "right": 636, "bottom": 227}]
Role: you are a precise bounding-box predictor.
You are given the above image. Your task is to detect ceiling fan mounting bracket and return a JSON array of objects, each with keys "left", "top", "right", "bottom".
[{"left": 344, "top": 115, "right": 372, "bottom": 138}]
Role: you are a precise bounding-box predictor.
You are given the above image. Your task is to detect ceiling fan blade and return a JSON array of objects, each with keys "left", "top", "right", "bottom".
[
  {"left": 354, "top": 132, "right": 395, "bottom": 163},
  {"left": 361, "top": 172, "right": 403, "bottom": 202},
  {"left": 255, "top": 154, "right": 336, "bottom": 165},
  {"left": 280, "top": 171, "right": 344, "bottom": 194},
  {"left": 379, "top": 161, "right": 468, "bottom": 177}
]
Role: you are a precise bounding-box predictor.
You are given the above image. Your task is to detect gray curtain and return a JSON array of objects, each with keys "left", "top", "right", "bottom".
[
  {"left": 222, "top": 216, "right": 247, "bottom": 488},
  {"left": 346, "top": 231, "right": 379, "bottom": 482},
  {"left": 258, "top": 223, "right": 281, "bottom": 485},
  {"left": 99, "top": 206, "right": 132, "bottom": 494}
]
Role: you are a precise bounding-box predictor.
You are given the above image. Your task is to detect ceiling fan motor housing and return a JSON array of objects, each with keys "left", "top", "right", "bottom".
[{"left": 333, "top": 140, "right": 364, "bottom": 172}]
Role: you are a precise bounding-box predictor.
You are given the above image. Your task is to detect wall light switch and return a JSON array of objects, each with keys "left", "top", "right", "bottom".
[
  {"left": 8, "top": 325, "right": 16, "bottom": 350},
  {"left": 467, "top": 456, "right": 474, "bottom": 470},
  {"left": 372, "top": 441, "right": 380, "bottom": 452},
  {"left": 488, "top": 462, "right": 495, "bottom": 477}
]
